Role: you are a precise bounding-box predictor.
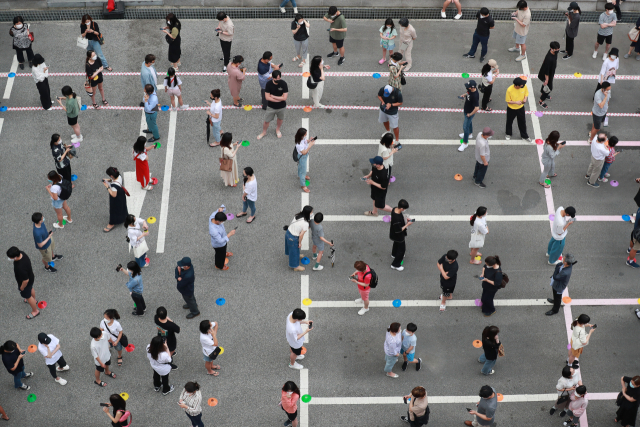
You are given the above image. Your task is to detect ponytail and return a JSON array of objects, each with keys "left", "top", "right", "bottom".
[
  {"left": 493, "top": 255, "right": 501, "bottom": 267},
  {"left": 572, "top": 314, "right": 590, "bottom": 329},
  {"left": 470, "top": 206, "right": 488, "bottom": 226}
]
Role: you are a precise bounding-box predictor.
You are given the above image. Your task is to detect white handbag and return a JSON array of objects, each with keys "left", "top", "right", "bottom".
[
  {"left": 77, "top": 36, "right": 88, "bottom": 49},
  {"left": 132, "top": 240, "right": 149, "bottom": 258}
]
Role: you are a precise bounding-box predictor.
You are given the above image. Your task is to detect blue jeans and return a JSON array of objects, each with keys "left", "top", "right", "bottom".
[
  {"left": 135, "top": 252, "right": 147, "bottom": 268},
  {"left": 13, "top": 367, "right": 25, "bottom": 388},
  {"left": 145, "top": 112, "right": 159, "bottom": 139},
  {"left": 384, "top": 354, "right": 398, "bottom": 372},
  {"left": 599, "top": 161, "right": 612, "bottom": 180},
  {"left": 242, "top": 199, "right": 256, "bottom": 216},
  {"left": 285, "top": 230, "right": 300, "bottom": 268},
  {"left": 468, "top": 32, "right": 489, "bottom": 58},
  {"left": 463, "top": 113, "right": 474, "bottom": 143},
  {"left": 186, "top": 412, "right": 204, "bottom": 427},
  {"left": 298, "top": 154, "right": 308, "bottom": 187},
  {"left": 478, "top": 354, "right": 497, "bottom": 375},
  {"left": 548, "top": 237, "right": 565, "bottom": 263},
  {"left": 280, "top": 0, "right": 296, "bottom": 6},
  {"left": 87, "top": 40, "right": 109, "bottom": 68},
  {"left": 211, "top": 120, "right": 221, "bottom": 143}
]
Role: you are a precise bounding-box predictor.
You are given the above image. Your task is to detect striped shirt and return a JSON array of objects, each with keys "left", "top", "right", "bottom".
[
  {"left": 179, "top": 389, "right": 202, "bottom": 416},
  {"left": 605, "top": 147, "right": 616, "bottom": 164}
]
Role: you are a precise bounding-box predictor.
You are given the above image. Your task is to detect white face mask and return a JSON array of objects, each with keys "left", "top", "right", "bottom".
[
  {"left": 7, "top": 257, "right": 14, "bottom": 261},
  {"left": 15, "top": 24, "right": 23, "bottom": 29},
  {"left": 320, "top": 60, "right": 324, "bottom": 66},
  {"left": 606, "top": 10, "right": 612, "bottom": 15},
  {"left": 167, "top": 21, "right": 171, "bottom": 25},
  {"left": 609, "top": 56, "right": 617, "bottom": 60},
  {"left": 91, "top": 55, "right": 97, "bottom": 60},
  {"left": 575, "top": 391, "right": 581, "bottom": 397},
  {"left": 298, "top": 20, "right": 304, "bottom": 25},
  {"left": 386, "top": 26, "right": 392, "bottom": 29},
  {"left": 85, "top": 21, "right": 91, "bottom": 25}
]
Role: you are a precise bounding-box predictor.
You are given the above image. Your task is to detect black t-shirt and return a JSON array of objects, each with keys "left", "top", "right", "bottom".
[
  {"left": 634, "top": 187, "right": 640, "bottom": 208},
  {"left": 14, "top": 252, "right": 34, "bottom": 290},
  {"left": 464, "top": 90, "right": 480, "bottom": 114},
  {"left": 538, "top": 51, "right": 558, "bottom": 83},
  {"left": 155, "top": 317, "right": 181, "bottom": 352},
  {"left": 622, "top": 377, "right": 640, "bottom": 405},
  {"left": 475, "top": 11, "right": 495, "bottom": 37},
  {"left": 310, "top": 68, "right": 322, "bottom": 83},
  {"left": 291, "top": 20, "right": 309, "bottom": 41},
  {"left": 438, "top": 255, "right": 458, "bottom": 289},
  {"left": 80, "top": 21, "right": 101, "bottom": 41},
  {"left": 86, "top": 58, "right": 103, "bottom": 83},
  {"left": 2, "top": 349, "right": 24, "bottom": 376},
  {"left": 265, "top": 80, "right": 289, "bottom": 110},
  {"left": 389, "top": 209, "right": 407, "bottom": 242},
  {"left": 378, "top": 87, "right": 403, "bottom": 115},
  {"left": 370, "top": 166, "right": 389, "bottom": 199},
  {"left": 482, "top": 337, "right": 499, "bottom": 360},
  {"left": 482, "top": 266, "right": 503, "bottom": 296}
]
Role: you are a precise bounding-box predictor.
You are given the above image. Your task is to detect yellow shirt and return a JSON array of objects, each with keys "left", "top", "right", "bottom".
[{"left": 505, "top": 84, "right": 529, "bottom": 109}]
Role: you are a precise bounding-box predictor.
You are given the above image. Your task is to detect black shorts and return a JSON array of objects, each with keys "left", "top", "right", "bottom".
[
  {"left": 290, "top": 346, "right": 302, "bottom": 355},
  {"left": 67, "top": 116, "right": 78, "bottom": 126},
  {"left": 95, "top": 359, "right": 111, "bottom": 372},
  {"left": 597, "top": 33, "right": 612, "bottom": 45},
  {"left": 19, "top": 285, "right": 33, "bottom": 299},
  {"left": 592, "top": 113, "right": 606, "bottom": 129},
  {"left": 329, "top": 37, "right": 344, "bottom": 49},
  {"left": 282, "top": 407, "right": 298, "bottom": 421}
]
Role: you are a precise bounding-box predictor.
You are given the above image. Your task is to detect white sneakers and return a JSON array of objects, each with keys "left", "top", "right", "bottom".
[
  {"left": 515, "top": 55, "right": 526, "bottom": 62},
  {"left": 458, "top": 143, "right": 468, "bottom": 152},
  {"left": 55, "top": 377, "right": 67, "bottom": 385},
  {"left": 508, "top": 47, "right": 520, "bottom": 52},
  {"left": 454, "top": 13, "right": 462, "bottom": 19},
  {"left": 71, "top": 134, "right": 83, "bottom": 142},
  {"left": 391, "top": 265, "right": 404, "bottom": 271},
  {"left": 548, "top": 260, "right": 562, "bottom": 265},
  {"left": 603, "top": 52, "right": 608, "bottom": 60},
  {"left": 293, "top": 7, "right": 298, "bottom": 13},
  {"left": 358, "top": 308, "right": 369, "bottom": 315},
  {"left": 296, "top": 354, "right": 305, "bottom": 360},
  {"left": 313, "top": 265, "right": 324, "bottom": 271},
  {"left": 459, "top": 133, "right": 464, "bottom": 138},
  {"left": 355, "top": 298, "right": 363, "bottom": 304},
  {"left": 440, "top": 11, "right": 446, "bottom": 18},
  {"left": 280, "top": 7, "right": 286, "bottom": 12},
  {"left": 592, "top": 51, "right": 598, "bottom": 59},
  {"left": 289, "top": 362, "right": 303, "bottom": 370},
  {"left": 56, "top": 365, "right": 70, "bottom": 372}
]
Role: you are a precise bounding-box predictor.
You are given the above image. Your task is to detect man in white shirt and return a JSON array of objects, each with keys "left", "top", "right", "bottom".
[
  {"left": 586, "top": 132, "right": 610, "bottom": 188},
  {"left": 548, "top": 206, "right": 576, "bottom": 265},
  {"left": 473, "top": 127, "right": 494, "bottom": 189},
  {"left": 37, "top": 333, "right": 68, "bottom": 385},
  {"left": 286, "top": 308, "right": 312, "bottom": 370},
  {"left": 90, "top": 327, "right": 115, "bottom": 387}
]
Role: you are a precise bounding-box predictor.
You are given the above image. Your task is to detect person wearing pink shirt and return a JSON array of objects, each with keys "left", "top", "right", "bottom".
[{"left": 280, "top": 381, "right": 300, "bottom": 427}]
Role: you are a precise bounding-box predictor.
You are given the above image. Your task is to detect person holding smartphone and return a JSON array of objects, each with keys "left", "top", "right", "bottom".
[
  {"left": 548, "top": 206, "right": 576, "bottom": 265},
  {"left": 568, "top": 314, "right": 596, "bottom": 367},
  {"left": 295, "top": 128, "right": 315, "bottom": 193},
  {"left": 400, "top": 386, "right": 429, "bottom": 425},
  {"left": 390, "top": 199, "right": 412, "bottom": 271},
  {"left": 117, "top": 261, "right": 146, "bottom": 316},
  {"left": 199, "top": 320, "right": 221, "bottom": 376},
  {"left": 286, "top": 308, "right": 312, "bottom": 370},
  {"left": 464, "top": 385, "right": 498, "bottom": 426},
  {"left": 1, "top": 341, "right": 33, "bottom": 390},
  {"left": 227, "top": 55, "right": 246, "bottom": 108},
  {"left": 179, "top": 381, "right": 204, "bottom": 427},
  {"left": 209, "top": 209, "right": 236, "bottom": 271},
  {"left": 539, "top": 131, "right": 565, "bottom": 188},
  {"left": 281, "top": 381, "right": 301, "bottom": 427},
  {"left": 291, "top": 14, "right": 310, "bottom": 67},
  {"left": 32, "top": 212, "right": 62, "bottom": 273},
  {"left": 102, "top": 394, "right": 130, "bottom": 426}
]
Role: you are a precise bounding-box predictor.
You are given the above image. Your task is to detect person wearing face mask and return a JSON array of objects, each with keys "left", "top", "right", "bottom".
[
  {"left": 538, "top": 41, "right": 560, "bottom": 109},
  {"left": 216, "top": 12, "right": 234, "bottom": 72},
  {"left": 561, "top": 2, "right": 581, "bottom": 60},
  {"left": 463, "top": 7, "right": 495, "bottom": 62},
  {"left": 285, "top": 206, "right": 313, "bottom": 272},
  {"left": 85, "top": 50, "right": 108, "bottom": 109},
  {"left": 550, "top": 366, "right": 582, "bottom": 418},
  {"left": 539, "top": 131, "right": 565, "bottom": 189},
  {"left": 50, "top": 133, "right": 73, "bottom": 183},
  {"left": 387, "top": 52, "right": 406, "bottom": 92},
  {"left": 257, "top": 70, "right": 289, "bottom": 140},
  {"left": 140, "top": 54, "right": 157, "bottom": 111},
  {"left": 6, "top": 247, "right": 39, "bottom": 320},
  {"left": 377, "top": 85, "right": 403, "bottom": 144},
  {"left": 323, "top": 6, "right": 348, "bottom": 66},
  {"left": 390, "top": 199, "right": 413, "bottom": 272},
  {"left": 291, "top": 14, "right": 310, "bottom": 67},
  {"left": 117, "top": 261, "right": 146, "bottom": 316},
  {"left": 164, "top": 67, "right": 188, "bottom": 111},
  {"left": 469, "top": 206, "right": 488, "bottom": 264},
  {"left": 227, "top": 55, "right": 246, "bottom": 108},
  {"left": 398, "top": 18, "right": 416, "bottom": 71},
  {"left": 479, "top": 257, "right": 503, "bottom": 317},
  {"left": 205, "top": 89, "right": 223, "bottom": 147},
  {"left": 162, "top": 14, "right": 181, "bottom": 71},
  {"left": 179, "top": 381, "right": 204, "bottom": 427},
  {"left": 295, "top": 128, "right": 314, "bottom": 193},
  {"left": 209, "top": 209, "right": 236, "bottom": 271},
  {"left": 32, "top": 54, "right": 52, "bottom": 110},
  {"left": 615, "top": 375, "right": 640, "bottom": 427},
  {"left": 80, "top": 15, "right": 111, "bottom": 72},
  {"left": 593, "top": 3, "right": 617, "bottom": 60},
  {"left": 564, "top": 385, "right": 588, "bottom": 427},
  {"left": 257, "top": 52, "right": 282, "bottom": 111},
  {"left": 133, "top": 136, "right": 156, "bottom": 191},
  {"left": 103, "top": 167, "right": 128, "bottom": 233},
  {"left": 9, "top": 16, "right": 33, "bottom": 70},
  {"left": 379, "top": 18, "right": 397, "bottom": 64},
  {"left": 595, "top": 48, "right": 619, "bottom": 127},
  {"left": 237, "top": 167, "right": 257, "bottom": 223},
  {"left": 125, "top": 214, "right": 150, "bottom": 269},
  {"left": 479, "top": 59, "right": 498, "bottom": 111},
  {"left": 473, "top": 127, "right": 494, "bottom": 189},
  {"left": 32, "top": 212, "right": 62, "bottom": 274},
  {"left": 307, "top": 56, "right": 330, "bottom": 109},
  {"left": 57, "top": 86, "right": 82, "bottom": 143},
  {"left": 457, "top": 80, "right": 479, "bottom": 151}
]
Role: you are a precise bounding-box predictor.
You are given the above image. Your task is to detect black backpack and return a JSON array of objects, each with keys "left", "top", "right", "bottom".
[
  {"left": 58, "top": 179, "right": 72, "bottom": 200},
  {"left": 292, "top": 147, "right": 300, "bottom": 162},
  {"left": 364, "top": 268, "right": 378, "bottom": 288}
]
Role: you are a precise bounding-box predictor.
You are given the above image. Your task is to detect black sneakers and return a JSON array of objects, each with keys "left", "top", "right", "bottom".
[
  {"left": 563, "top": 55, "right": 572, "bottom": 60},
  {"left": 327, "top": 51, "right": 338, "bottom": 58},
  {"left": 338, "top": 57, "right": 345, "bottom": 66},
  {"left": 462, "top": 54, "right": 475, "bottom": 58},
  {"left": 416, "top": 357, "right": 422, "bottom": 371},
  {"left": 45, "top": 266, "right": 57, "bottom": 273},
  {"left": 475, "top": 182, "right": 487, "bottom": 189},
  {"left": 53, "top": 254, "right": 63, "bottom": 260},
  {"left": 550, "top": 407, "right": 556, "bottom": 415},
  {"left": 401, "top": 361, "right": 408, "bottom": 371}
]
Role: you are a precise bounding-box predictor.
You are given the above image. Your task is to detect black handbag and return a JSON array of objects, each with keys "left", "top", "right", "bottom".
[
  {"left": 208, "top": 346, "right": 222, "bottom": 360},
  {"left": 557, "top": 391, "right": 570, "bottom": 406},
  {"left": 400, "top": 72, "right": 406, "bottom": 86},
  {"left": 306, "top": 76, "right": 318, "bottom": 89},
  {"left": 104, "top": 321, "right": 129, "bottom": 347}
]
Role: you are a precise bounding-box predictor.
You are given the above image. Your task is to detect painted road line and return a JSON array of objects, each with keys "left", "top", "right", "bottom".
[
  {"left": 155, "top": 110, "right": 177, "bottom": 253},
  {"left": 302, "top": 118, "right": 310, "bottom": 174},
  {"left": 302, "top": 54, "right": 309, "bottom": 99},
  {"left": 308, "top": 298, "right": 638, "bottom": 308},
  {"left": 322, "top": 215, "right": 550, "bottom": 222},
  {"left": 315, "top": 139, "right": 534, "bottom": 145},
  {"left": 301, "top": 275, "right": 309, "bottom": 343},
  {"left": 566, "top": 141, "right": 640, "bottom": 146},
  {"left": 122, "top": 172, "right": 148, "bottom": 220},
  {"left": 2, "top": 55, "right": 18, "bottom": 99},
  {"left": 299, "top": 368, "right": 309, "bottom": 427}
]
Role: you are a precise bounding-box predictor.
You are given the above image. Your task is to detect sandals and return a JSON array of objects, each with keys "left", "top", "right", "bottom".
[
  {"left": 292, "top": 56, "right": 299, "bottom": 62},
  {"left": 247, "top": 216, "right": 256, "bottom": 223},
  {"left": 117, "top": 357, "right": 123, "bottom": 367},
  {"left": 106, "top": 67, "right": 113, "bottom": 72},
  {"left": 539, "top": 182, "right": 551, "bottom": 188},
  {"left": 106, "top": 372, "right": 116, "bottom": 379},
  {"left": 439, "top": 304, "right": 446, "bottom": 312},
  {"left": 539, "top": 101, "right": 549, "bottom": 109},
  {"left": 93, "top": 103, "right": 100, "bottom": 109},
  {"left": 276, "top": 131, "right": 283, "bottom": 139},
  {"left": 364, "top": 211, "right": 378, "bottom": 217},
  {"left": 256, "top": 133, "right": 266, "bottom": 140},
  {"left": 302, "top": 187, "right": 310, "bottom": 193},
  {"left": 236, "top": 213, "right": 248, "bottom": 218},
  {"left": 298, "top": 62, "right": 305, "bottom": 68},
  {"left": 94, "top": 381, "right": 107, "bottom": 387},
  {"left": 26, "top": 312, "right": 40, "bottom": 320},
  {"left": 206, "top": 371, "right": 219, "bottom": 376},
  {"left": 387, "top": 373, "right": 399, "bottom": 378},
  {"left": 103, "top": 226, "right": 114, "bottom": 233},
  {"left": 470, "top": 260, "right": 482, "bottom": 265},
  {"left": 483, "top": 107, "right": 493, "bottom": 111},
  {"left": 546, "top": 174, "right": 557, "bottom": 178},
  {"left": 209, "top": 142, "right": 220, "bottom": 147},
  {"left": 212, "top": 365, "right": 221, "bottom": 370},
  {"left": 102, "top": 100, "right": 109, "bottom": 106}
]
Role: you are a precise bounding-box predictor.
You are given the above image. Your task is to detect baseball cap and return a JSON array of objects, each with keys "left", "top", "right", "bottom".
[
  {"left": 482, "top": 127, "right": 494, "bottom": 137},
  {"left": 513, "top": 77, "right": 525, "bottom": 86},
  {"left": 177, "top": 257, "right": 192, "bottom": 267},
  {"left": 37, "top": 333, "right": 51, "bottom": 345},
  {"left": 383, "top": 84, "right": 394, "bottom": 97},
  {"left": 564, "top": 206, "right": 576, "bottom": 218},
  {"left": 488, "top": 59, "right": 498, "bottom": 68},
  {"left": 568, "top": 1, "right": 579, "bottom": 11},
  {"left": 465, "top": 80, "right": 477, "bottom": 89},
  {"left": 370, "top": 156, "right": 384, "bottom": 166}
]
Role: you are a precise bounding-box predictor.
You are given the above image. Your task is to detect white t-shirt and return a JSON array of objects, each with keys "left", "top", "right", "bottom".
[
  {"left": 50, "top": 184, "right": 61, "bottom": 200},
  {"left": 101, "top": 319, "right": 123, "bottom": 342},
  {"left": 288, "top": 217, "right": 309, "bottom": 237},
  {"left": 552, "top": 206, "right": 569, "bottom": 240},
  {"left": 90, "top": 334, "right": 111, "bottom": 366},
  {"left": 378, "top": 145, "right": 394, "bottom": 167},
  {"left": 127, "top": 217, "right": 146, "bottom": 248},
  {"left": 484, "top": 69, "right": 494, "bottom": 85},
  {"left": 163, "top": 76, "right": 182, "bottom": 87},
  {"left": 199, "top": 322, "right": 217, "bottom": 357},
  {"left": 590, "top": 138, "right": 610, "bottom": 160},
  {"left": 38, "top": 334, "right": 62, "bottom": 365},
  {"left": 244, "top": 178, "right": 257, "bottom": 202},
  {"left": 146, "top": 344, "right": 172, "bottom": 375},
  {"left": 296, "top": 139, "right": 309, "bottom": 156},
  {"left": 210, "top": 100, "right": 222, "bottom": 123},
  {"left": 556, "top": 372, "right": 582, "bottom": 395},
  {"left": 599, "top": 57, "right": 619, "bottom": 84},
  {"left": 133, "top": 149, "right": 147, "bottom": 161},
  {"left": 472, "top": 216, "right": 488, "bottom": 235},
  {"left": 571, "top": 325, "right": 588, "bottom": 349},
  {"left": 286, "top": 312, "right": 304, "bottom": 349}
]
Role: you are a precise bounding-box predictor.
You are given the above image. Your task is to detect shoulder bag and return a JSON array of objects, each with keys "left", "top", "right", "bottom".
[
  {"left": 306, "top": 76, "right": 318, "bottom": 89},
  {"left": 557, "top": 391, "right": 570, "bottom": 406},
  {"left": 77, "top": 35, "right": 88, "bottom": 49},
  {"left": 208, "top": 346, "right": 222, "bottom": 360},
  {"left": 219, "top": 150, "right": 233, "bottom": 172},
  {"left": 131, "top": 236, "right": 149, "bottom": 258},
  {"left": 629, "top": 27, "right": 640, "bottom": 43},
  {"left": 500, "top": 273, "right": 509, "bottom": 288},
  {"left": 103, "top": 320, "right": 129, "bottom": 348},
  {"left": 497, "top": 343, "right": 505, "bottom": 357},
  {"left": 92, "top": 22, "right": 104, "bottom": 45}
]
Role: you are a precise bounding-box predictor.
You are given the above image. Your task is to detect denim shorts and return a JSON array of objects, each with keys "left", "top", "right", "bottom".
[
  {"left": 203, "top": 354, "right": 215, "bottom": 362},
  {"left": 52, "top": 198, "right": 64, "bottom": 209},
  {"left": 513, "top": 31, "right": 527, "bottom": 45},
  {"left": 110, "top": 341, "right": 123, "bottom": 351}
]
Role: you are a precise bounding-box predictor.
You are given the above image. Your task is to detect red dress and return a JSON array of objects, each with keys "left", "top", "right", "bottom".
[{"left": 134, "top": 150, "right": 150, "bottom": 187}]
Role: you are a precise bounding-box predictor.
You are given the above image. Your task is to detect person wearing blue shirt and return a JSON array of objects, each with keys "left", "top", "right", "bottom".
[
  {"left": 209, "top": 209, "right": 236, "bottom": 271},
  {"left": 175, "top": 257, "right": 200, "bottom": 319},
  {"left": 118, "top": 261, "right": 146, "bottom": 316},
  {"left": 400, "top": 323, "right": 421, "bottom": 372},
  {"left": 32, "top": 212, "right": 62, "bottom": 273},
  {"left": 143, "top": 84, "right": 160, "bottom": 143},
  {"left": 257, "top": 51, "right": 281, "bottom": 110},
  {"left": 140, "top": 54, "right": 157, "bottom": 94}
]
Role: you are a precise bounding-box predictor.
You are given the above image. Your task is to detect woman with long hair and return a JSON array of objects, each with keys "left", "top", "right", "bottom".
[
  {"left": 285, "top": 205, "right": 313, "bottom": 271},
  {"left": 237, "top": 167, "right": 257, "bottom": 223},
  {"left": 102, "top": 394, "right": 130, "bottom": 426},
  {"left": 50, "top": 133, "right": 72, "bottom": 183},
  {"left": 219, "top": 132, "right": 240, "bottom": 187},
  {"left": 125, "top": 214, "right": 150, "bottom": 268},
  {"left": 384, "top": 322, "right": 402, "bottom": 378},
  {"left": 469, "top": 206, "right": 488, "bottom": 264},
  {"left": 540, "top": 130, "right": 565, "bottom": 188},
  {"left": 199, "top": 320, "right": 221, "bottom": 376},
  {"left": 80, "top": 14, "right": 111, "bottom": 71},
  {"left": 162, "top": 13, "right": 182, "bottom": 70},
  {"left": 480, "top": 256, "right": 503, "bottom": 316},
  {"left": 227, "top": 55, "right": 246, "bottom": 107},
  {"left": 46, "top": 170, "right": 72, "bottom": 229},
  {"left": 179, "top": 381, "right": 204, "bottom": 427},
  {"left": 56, "top": 86, "right": 82, "bottom": 142},
  {"left": 568, "top": 314, "right": 596, "bottom": 366},
  {"left": 295, "top": 128, "right": 316, "bottom": 193},
  {"left": 379, "top": 18, "right": 398, "bottom": 64},
  {"left": 85, "top": 49, "right": 107, "bottom": 109},
  {"left": 103, "top": 167, "right": 128, "bottom": 232},
  {"left": 133, "top": 136, "right": 156, "bottom": 190},
  {"left": 479, "top": 325, "right": 500, "bottom": 375},
  {"left": 163, "top": 67, "right": 187, "bottom": 110},
  {"left": 117, "top": 261, "right": 146, "bottom": 316},
  {"left": 308, "top": 55, "right": 329, "bottom": 108},
  {"left": 377, "top": 133, "right": 398, "bottom": 178},
  {"left": 32, "top": 54, "right": 52, "bottom": 109},
  {"left": 480, "top": 60, "right": 498, "bottom": 111},
  {"left": 100, "top": 309, "right": 124, "bottom": 367},
  {"left": 281, "top": 381, "right": 301, "bottom": 427},
  {"left": 146, "top": 336, "right": 174, "bottom": 395}
]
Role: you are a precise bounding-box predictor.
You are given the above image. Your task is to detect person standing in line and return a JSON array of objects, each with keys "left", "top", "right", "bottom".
[
  {"left": 564, "top": 385, "right": 588, "bottom": 427},
  {"left": 100, "top": 309, "right": 125, "bottom": 367},
  {"left": 46, "top": 171, "right": 72, "bottom": 230},
  {"left": 310, "top": 212, "right": 333, "bottom": 271},
  {"left": 286, "top": 308, "right": 312, "bottom": 370},
  {"left": 384, "top": 322, "right": 402, "bottom": 378},
  {"left": 469, "top": 206, "right": 488, "bottom": 264},
  {"left": 400, "top": 386, "right": 429, "bottom": 425},
  {"left": 199, "top": 320, "right": 221, "bottom": 376},
  {"left": 140, "top": 54, "right": 157, "bottom": 103},
  {"left": 539, "top": 131, "right": 566, "bottom": 188},
  {"left": 133, "top": 136, "right": 156, "bottom": 191},
  {"left": 209, "top": 210, "right": 235, "bottom": 271},
  {"left": 378, "top": 133, "right": 398, "bottom": 178},
  {"left": 377, "top": 85, "right": 403, "bottom": 143},
  {"left": 463, "top": 8, "right": 495, "bottom": 61},
  {"left": 598, "top": 135, "right": 619, "bottom": 183},
  {"left": 589, "top": 82, "right": 611, "bottom": 142},
  {"left": 479, "top": 326, "right": 500, "bottom": 375},
  {"left": 437, "top": 250, "right": 459, "bottom": 312},
  {"left": 390, "top": 199, "right": 413, "bottom": 271},
  {"left": 57, "top": 86, "right": 82, "bottom": 143},
  {"left": 237, "top": 167, "right": 257, "bottom": 224},
  {"left": 7, "top": 248, "right": 39, "bottom": 319},
  {"left": 219, "top": 133, "right": 241, "bottom": 187},
  {"left": 257, "top": 52, "right": 281, "bottom": 111},
  {"left": 281, "top": 381, "right": 300, "bottom": 427},
  {"left": 37, "top": 332, "right": 68, "bottom": 385},
  {"left": 227, "top": 55, "right": 246, "bottom": 108},
  {"left": 548, "top": 206, "right": 576, "bottom": 265},
  {"left": 125, "top": 214, "right": 150, "bottom": 268},
  {"left": 550, "top": 366, "right": 582, "bottom": 417},
  {"left": 568, "top": 314, "right": 595, "bottom": 367},
  {"left": 80, "top": 15, "right": 111, "bottom": 71},
  {"left": 143, "top": 84, "right": 160, "bottom": 143},
  {"left": 257, "top": 70, "right": 289, "bottom": 140},
  {"left": 364, "top": 156, "right": 392, "bottom": 217},
  {"left": 464, "top": 385, "right": 498, "bottom": 426},
  {"left": 85, "top": 50, "right": 108, "bottom": 109},
  {"left": 280, "top": 0, "right": 297, "bottom": 13},
  {"left": 206, "top": 89, "right": 223, "bottom": 147},
  {"left": 308, "top": 56, "right": 330, "bottom": 109},
  {"left": 179, "top": 381, "right": 204, "bottom": 427},
  {"left": 89, "top": 327, "right": 115, "bottom": 387},
  {"left": 387, "top": 52, "right": 406, "bottom": 92},
  {"left": 480, "top": 60, "right": 498, "bottom": 111},
  {"left": 586, "top": 132, "right": 610, "bottom": 188},
  {"left": 457, "top": 80, "right": 479, "bottom": 152},
  {"left": 624, "top": 16, "right": 640, "bottom": 60},
  {"left": 1, "top": 341, "right": 33, "bottom": 390},
  {"left": 32, "top": 54, "right": 52, "bottom": 110},
  {"left": 350, "top": 260, "right": 374, "bottom": 316},
  {"left": 216, "top": 12, "right": 234, "bottom": 72},
  {"left": 400, "top": 323, "right": 421, "bottom": 372},
  {"left": 164, "top": 67, "right": 188, "bottom": 111},
  {"left": 504, "top": 77, "right": 531, "bottom": 142},
  {"left": 102, "top": 394, "right": 129, "bottom": 427},
  {"left": 627, "top": 220, "right": 640, "bottom": 268},
  {"left": 471, "top": 127, "right": 493, "bottom": 189},
  {"left": 295, "top": 128, "right": 315, "bottom": 193},
  {"left": 538, "top": 41, "right": 560, "bottom": 109},
  {"left": 397, "top": 18, "right": 416, "bottom": 71},
  {"left": 0, "top": 403, "right": 7, "bottom": 421},
  {"left": 508, "top": 0, "right": 531, "bottom": 62},
  {"left": 162, "top": 13, "right": 181, "bottom": 71},
  {"left": 546, "top": 254, "right": 575, "bottom": 316},
  {"left": 596, "top": 48, "right": 619, "bottom": 127},
  {"left": 323, "top": 6, "right": 347, "bottom": 66},
  {"left": 10, "top": 16, "right": 33, "bottom": 69},
  {"left": 32, "top": 212, "right": 62, "bottom": 273},
  {"left": 379, "top": 18, "right": 397, "bottom": 64},
  {"left": 593, "top": 3, "right": 617, "bottom": 59},
  {"left": 154, "top": 307, "right": 181, "bottom": 364},
  {"left": 292, "top": 14, "right": 310, "bottom": 68},
  {"left": 50, "top": 134, "right": 73, "bottom": 183},
  {"left": 117, "top": 261, "right": 146, "bottom": 316},
  {"left": 146, "top": 336, "right": 175, "bottom": 395},
  {"left": 103, "top": 167, "right": 128, "bottom": 233},
  {"left": 479, "top": 256, "right": 503, "bottom": 317},
  {"left": 562, "top": 2, "right": 581, "bottom": 60},
  {"left": 441, "top": 0, "right": 463, "bottom": 19},
  {"left": 614, "top": 375, "right": 640, "bottom": 427},
  {"left": 285, "top": 206, "right": 313, "bottom": 272},
  {"left": 175, "top": 258, "right": 200, "bottom": 319}
]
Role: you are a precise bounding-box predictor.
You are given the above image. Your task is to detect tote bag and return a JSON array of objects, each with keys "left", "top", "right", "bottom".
[{"left": 77, "top": 36, "right": 88, "bottom": 49}]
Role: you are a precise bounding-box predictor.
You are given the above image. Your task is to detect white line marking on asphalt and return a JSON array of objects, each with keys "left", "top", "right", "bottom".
[
  {"left": 307, "top": 298, "right": 638, "bottom": 308},
  {"left": 156, "top": 110, "right": 177, "bottom": 253},
  {"left": 302, "top": 54, "right": 309, "bottom": 99},
  {"left": 3, "top": 55, "right": 18, "bottom": 99},
  {"left": 123, "top": 172, "right": 147, "bottom": 219},
  {"left": 323, "top": 215, "right": 550, "bottom": 222},
  {"left": 301, "top": 275, "right": 309, "bottom": 343},
  {"left": 299, "top": 368, "right": 309, "bottom": 427}
]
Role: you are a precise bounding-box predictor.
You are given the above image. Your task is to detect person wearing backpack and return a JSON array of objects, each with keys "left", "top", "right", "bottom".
[
  {"left": 46, "top": 171, "right": 72, "bottom": 230},
  {"left": 390, "top": 199, "right": 413, "bottom": 272},
  {"left": 350, "top": 261, "right": 377, "bottom": 316},
  {"left": 102, "top": 393, "right": 131, "bottom": 426}
]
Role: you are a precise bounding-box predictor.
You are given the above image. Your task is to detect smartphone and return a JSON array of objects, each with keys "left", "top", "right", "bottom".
[
  {"left": 215, "top": 28, "right": 222, "bottom": 32},
  {"left": 616, "top": 149, "right": 623, "bottom": 153},
  {"left": 312, "top": 136, "right": 318, "bottom": 141},
  {"left": 403, "top": 397, "right": 408, "bottom": 404},
  {"left": 100, "top": 403, "right": 110, "bottom": 407},
  {"left": 116, "top": 264, "right": 122, "bottom": 272},
  {"left": 592, "top": 324, "right": 597, "bottom": 329},
  {"left": 233, "top": 226, "right": 239, "bottom": 231},
  {"left": 279, "top": 63, "right": 284, "bottom": 69},
  {"left": 560, "top": 141, "right": 567, "bottom": 145},
  {"left": 394, "top": 144, "right": 403, "bottom": 150},
  {"left": 308, "top": 321, "right": 313, "bottom": 328},
  {"left": 204, "top": 100, "right": 210, "bottom": 104},
  {"left": 466, "top": 408, "right": 472, "bottom": 412},
  {"left": 409, "top": 219, "right": 415, "bottom": 223},
  {"left": 478, "top": 276, "right": 484, "bottom": 280},
  {"left": 159, "top": 28, "right": 165, "bottom": 30},
  {"left": 20, "top": 351, "right": 26, "bottom": 355},
  {"left": 48, "top": 230, "right": 53, "bottom": 235},
  {"left": 361, "top": 177, "right": 367, "bottom": 181}
]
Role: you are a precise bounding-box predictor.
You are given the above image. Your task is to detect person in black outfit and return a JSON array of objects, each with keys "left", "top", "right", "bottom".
[
  {"left": 545, "top": 253, "right": 575, "bottom": 315},
  {"left": 480, "top": 256, "right": 503, "bottom": 317},
  {"left": 437, "top": 250, "right": 459, "bottom": 312},
  {"left": 163, "top": 13, "right": 181, "bottom": 70},
  {"left": 85, "top": 50, "right": 108, "bottom": 109},
  {"left": 175, "top": 257, "right": 200, "bottom": 319},
  {"left": 390, "top": 199, "right": 413, "bottom": 272},
  {"left": 538, "top": 41, "right": 560, "bottom": 109},
  {"left": 364, "top": 156, "right": 391, "bottom": 216},
  {"left": 103, "top": 167, "right": 128, "bottom": 233},
  {"left": 32, "top": 54, "right": 52, "bottom": 110},
  {"left": 463, "top": 7, "right": 495, "bottom": 61},
  {"left": 50, "top": 133, "right": 72, "bottom": 183},
  {"left": 154, "top": 307, "right": 180, "bottom": 368},
  {"left": 562, "top": 2, "right": 581, "bottom": 60},
  {"left": 1, "top": 341, "right": 33, "bottom": 390},
  {"left": 479, "top": 325, "right": 500, "bottom": 375},
  {"left": 615, "top": 375, "right": 640, "bottom": 427},
  {"left": 7, "top": 247, "right": 39, "bottom": 320}
]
